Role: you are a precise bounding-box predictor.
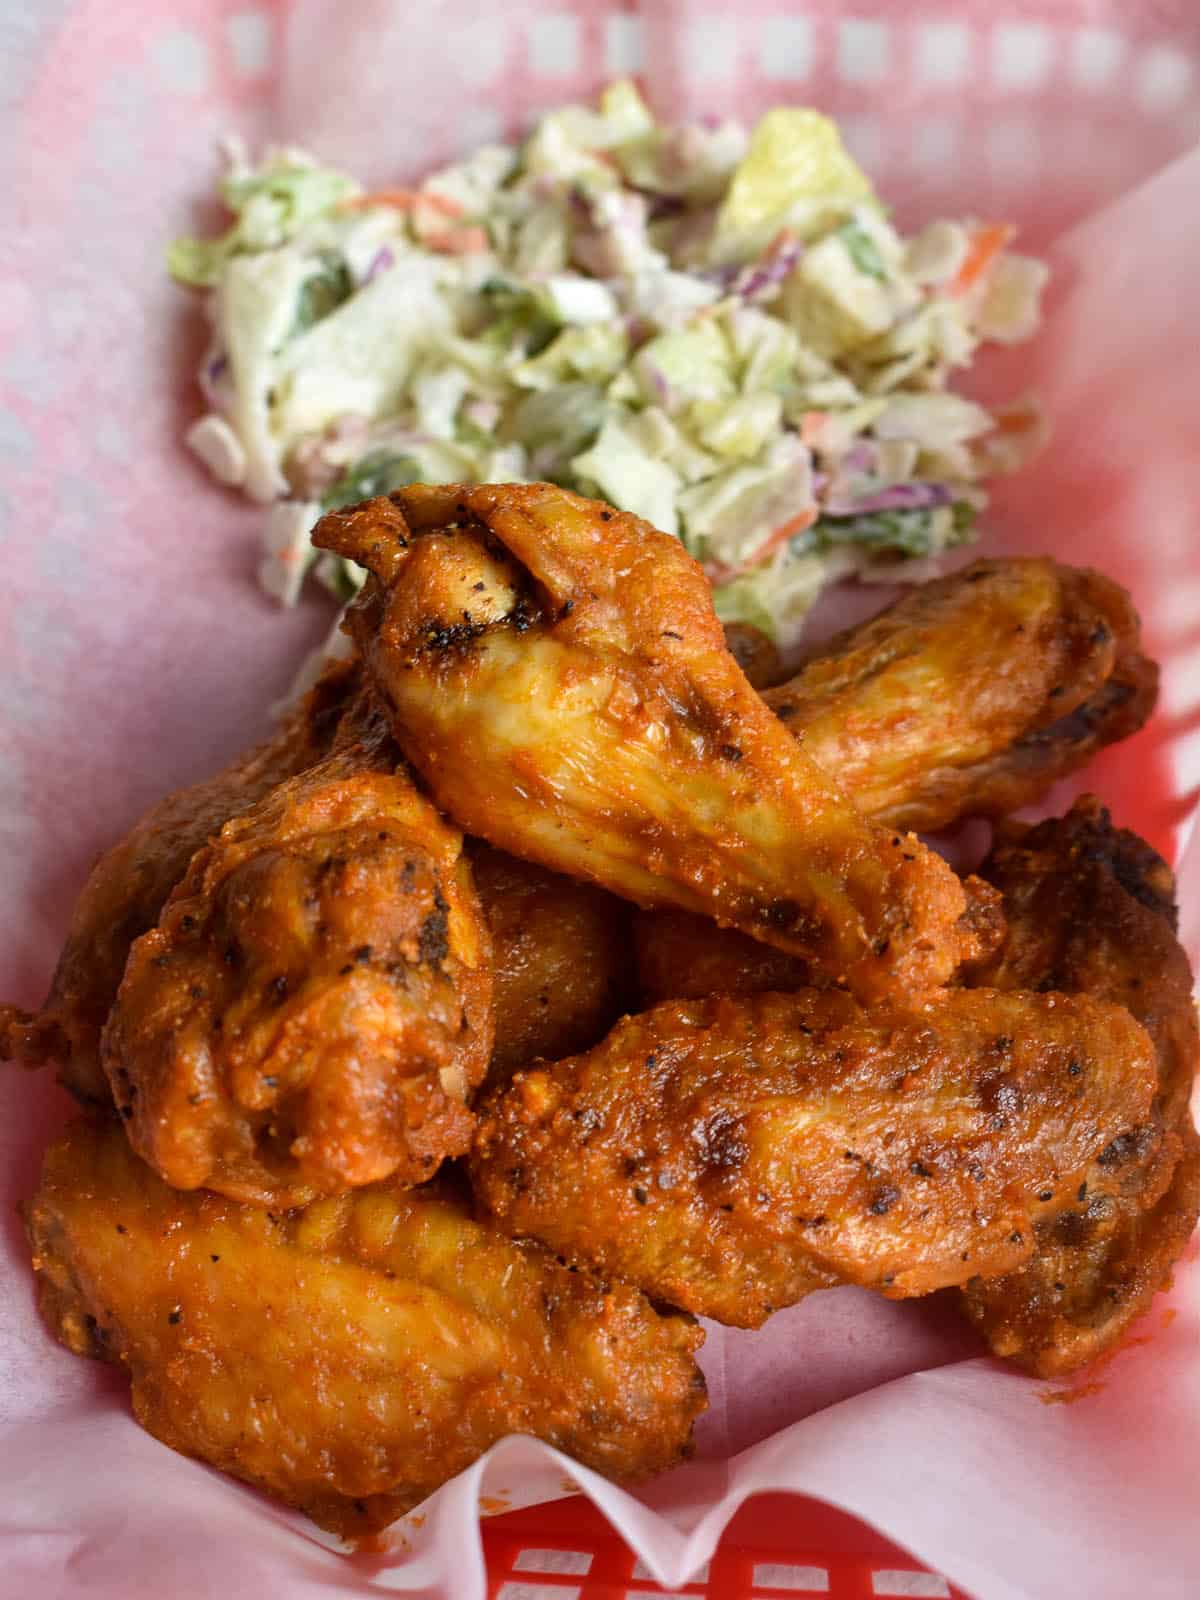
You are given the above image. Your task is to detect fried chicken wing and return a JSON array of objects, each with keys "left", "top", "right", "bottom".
[
  {"left": 102, "top": 691, "right": 493, "bottom": 1206},
  {"left": 471, "top": 844, "right": 636, "bottom": 1084},
  {"left": 635, "top": 558, "right": 1152, "bottom": 1005},
  {"left": 765, "top": 558, "right": 1156, "bottom": 832},
  {"left": 959, "top": 799, "right": 1200, "bottom": 1374},
  {"left": 28, "top": 1119, "right": 705, "bottom": 1539},
  {"left": 1, "top": 664, "right": 355, "bottom": 1105},
  {"left": 315, "top": 484, "right": 987, "bottom": 1002},
  {"left": 471, "top": 987, "right": 1159, "bottom": 1328}
]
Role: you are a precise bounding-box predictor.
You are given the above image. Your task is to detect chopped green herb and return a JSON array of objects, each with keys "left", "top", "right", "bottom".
[
  {"left": 293, "top": 252, "right": 353, "bottom": 336},
  {"left": 321, "top": 450, "right": 422, "bottom": 511},
  {"left": 838, "top": 221, "right": 887, "bottom": 281},
  {"left": 478, "top": 278, "right": 558, "bottom": 358},
  {"left": 797, "top": 500, "right": 977, "bottom": 560}
]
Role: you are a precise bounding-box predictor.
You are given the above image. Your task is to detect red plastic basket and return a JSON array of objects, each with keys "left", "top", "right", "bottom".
[{"left": 481, "top": 1494, "right": 970, "bottom": 1599}]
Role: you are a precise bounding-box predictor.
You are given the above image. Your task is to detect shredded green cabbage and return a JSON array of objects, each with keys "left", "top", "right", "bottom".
[{"left": 171, "top": 87, "right": 1047, "bottom": 650}]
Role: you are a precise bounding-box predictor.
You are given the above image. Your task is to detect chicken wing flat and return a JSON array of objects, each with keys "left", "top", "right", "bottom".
[
  {"left": 471, "top": 987, "right": 1159, "bottom": 1328},
  {"left": 960, "top": 799, "right": 1200, "bottom": 1375},
  {"left": 315, "top": 484, "right": 987, "bottom": 1003},
  {"left": 102, "top": 690, "right": 493, "bottom": 1206},
  {"left": 765, "top": 557, "right": 1156, "bottom": 832},
  {"left": 471, "top": 844, "right": 635, "bottom": 1084},
  {"left": 1, "top": 663, "right": 355, "bottom": 1105},
  {"left": 27, "top": 1119, "right": 705, "bottom": 1539}
]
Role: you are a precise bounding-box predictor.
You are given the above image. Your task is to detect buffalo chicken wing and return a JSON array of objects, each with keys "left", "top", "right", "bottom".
[
  {"left": 316, "top": 484, "right": 989, "bottom": 1003},
  {"left": 102, "top": 690, "right": 493, "bottom": 1206},
  {"left": 27, "top": 1119, "right": 705, "bottom": 1539},
  {"left": 471, "top": 987, "right": 1159, "bottom": 1327},
  {"left": 766, "top": 557, "right": 1155, "bottom": 832},
  {"left": 960, "top": 799, "right": 1200, "bottom": 1374}
]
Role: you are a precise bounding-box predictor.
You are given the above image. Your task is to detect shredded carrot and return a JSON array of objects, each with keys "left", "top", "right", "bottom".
[
  {"left": 706, "top": 507, "right": 817, "bottom": 585},
  {"left": 341, "top": 187, "right": 417, "bottom": 212},
  {"left": 341, "top": 188, "right": 464, "bottom": 217},
  {"left": 948, "top": 222, "right": 1014, "bottom": 297},
  {"left": 417, "top": 191, "right": 466, "bottom": 218},
  {"left": 424, "top": 225, "right": 490, "bottom": 255},
  {"left": 800, "top": 410, "right": 828, "bottom": 447},
  {"left": 752, "top": 508, "right": 817, "bottom": 564}
]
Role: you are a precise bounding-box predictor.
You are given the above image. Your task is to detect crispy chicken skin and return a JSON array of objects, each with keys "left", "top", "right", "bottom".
[
  {"left": 765, "top": 558, "right": 1156, "bottom": 832},
  {"left": 471, "top": 987, "right": 1159, "bottom": 1328},
  {"left": 471, "top": 844, "right": 636, "bottom": 1084},
  {"left": 1, "top": 664, "right": 355, "bottom": 1105},
  {"left": 27, "top": 1119, "right": 705, "bottom": 1539},
  {"left": 315, "top": 484, "right": 987, "bottom": 1003},
  {"left": 102, "top": 690, "right": 493, "bottom": 1207},
  {"left": 959, "top": 799, "right": 1200, "bottom": 1375}
]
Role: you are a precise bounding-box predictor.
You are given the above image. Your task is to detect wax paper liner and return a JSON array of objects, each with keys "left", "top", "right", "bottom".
[{"left": 2, "top": 3, "right": 1200, "bottom": 1596}]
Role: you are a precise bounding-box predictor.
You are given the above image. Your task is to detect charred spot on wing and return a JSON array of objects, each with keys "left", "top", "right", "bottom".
[
  {"left": 661, "top": 685, "right": 731, "bottom": 750},
  {"left": 418, "top": 887, "right": 450, "bottom": 967},
  {"left": 1097, "top": 1124, "right": 1158, "bottom": 1170},
  {"left": 509, "top": 595, "right": 540, "bottom": 633},
  {"left": 421, "top": 616, "right": 489, "bottom": 654},
  {"left": 1012, "top": 689, "right": 1119, "bottom": 760},
  {"left": 751, "top": 897, "right": 823, "bottom": 945},
  {"left": 977, "top": 1069, "right": 1023, "bottom": 1131},
  {"left": 418, "top": 595, "right": 542, "bottom": 657},
  {"left": 695, "top": 1106, "right": 748, "bottom": 1171},
  {"left": 1051, "top": 1207, "right": 1097, "bottom": 1248}
]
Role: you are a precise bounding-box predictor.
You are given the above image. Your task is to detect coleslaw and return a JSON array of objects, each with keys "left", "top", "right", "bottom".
[{"left": 170, "top": 83, "right": 1047, "bottom": 649}]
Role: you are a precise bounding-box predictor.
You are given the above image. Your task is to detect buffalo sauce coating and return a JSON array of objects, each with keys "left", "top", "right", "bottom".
[
  {"left": 27, "top": 1118, "right": 706, "bottom": 1538},
  {"left": 471, "top": 985, "right": 1159, "bottom": 1328}
]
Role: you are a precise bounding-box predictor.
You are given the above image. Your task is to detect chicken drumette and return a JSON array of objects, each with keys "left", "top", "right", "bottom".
[
  {"left": 470, "top": 844, "right": 635, "bottom": 1086},
  {"left": 315, "top": 483, "right": 990, "bottom": 1003},
  {"left": 103, "top": 688, "right": 493, "bottom": 1206}
]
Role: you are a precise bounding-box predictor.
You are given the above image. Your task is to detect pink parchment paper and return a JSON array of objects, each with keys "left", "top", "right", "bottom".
[{"left": 3, "top": 3, "right": 1200, "bottom": 1595}]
